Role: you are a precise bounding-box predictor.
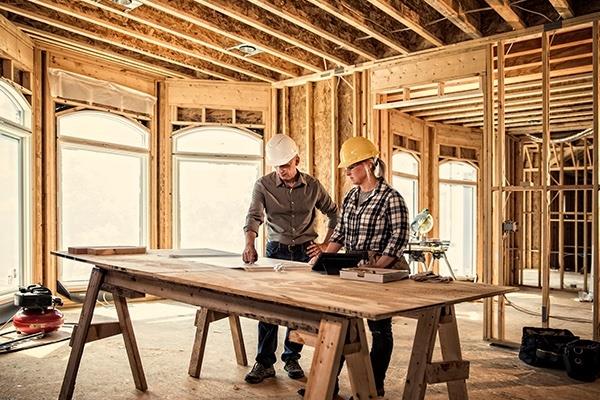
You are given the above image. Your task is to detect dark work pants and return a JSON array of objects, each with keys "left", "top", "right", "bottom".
[
  {"left": 255, "top": 241, "right": 310, "bottom": 366},
  {"left": 336, "top": 318, "right": 394, "bottom": 391}
]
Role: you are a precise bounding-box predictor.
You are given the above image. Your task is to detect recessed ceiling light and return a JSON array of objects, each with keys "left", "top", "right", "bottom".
[
  {"left": 230, "top": 43, "right": 263, "bottom": 56},
  {"left": 112, "top": 0, "right": 143, "bottom": 10}
]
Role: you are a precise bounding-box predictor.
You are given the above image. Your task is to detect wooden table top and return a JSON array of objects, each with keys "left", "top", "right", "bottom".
[{"left": 53, "top": 250, "right": 517, "bottom": 320}]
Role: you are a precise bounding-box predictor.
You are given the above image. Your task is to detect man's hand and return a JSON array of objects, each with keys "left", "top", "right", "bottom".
[
  {"left": 306, "top": 242, "right": 327, "bottom": 258},
  {"left": 242, "top": 244, "right": 258, "bottom": 264}
]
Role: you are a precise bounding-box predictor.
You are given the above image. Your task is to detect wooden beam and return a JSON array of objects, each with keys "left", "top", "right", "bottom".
[
  {"left": 140, "top": 0, "right": 323, "bottom": 73},
  {"left": 592, "top": 20, "right": 600, "bottom": 341},
  {"left": 22, "top": 26, "right": 193, "bottom": 78},
  {"left": 274, "top": 11, "right": 600, "bottom": 89},
  {"left": 483, "top": 47, "right": 494, "bottom": 339},
  {"left": 246, "top": 0, "right": 379, "bottom": 61},
  {"left": 366, "top": 0, "right": 445, "bottom": 46},
  {"left": 548, "top": 0, "right": 575, "bottom": 20},
  {"left": 193, "top": 0, "right": 353, "bottom": 67},
  {"left": 541, "top": 31, "right": 551, "bottom": 328},
  {"left": 1, "top": 4, "right": 228, "bottom": 80},
  {"left": 495, "top": 40, "right": 506, "bottom": 339},
  {"left": 305, "top": 82, "right": 314, "bottom": 175},
  {"left": 24, "top": 0, "right": 271, "bottom": 81},
  {"left": 304, "top": 0, "right": 411, "bottom": 54},
  {"left": 331, "top": 77, "right": 339, "bottom": 204},
  {"left": 78, "top": 0, "right": 293, "bottom": 79},
  {"left": 0, "top": 12, "right": 34, "bottom": 71},
  {"left": 421, "top": 0, "right": 482, "bottom": 39},
  {"left": 483, "top": 0, "right": 526, "bottom": 30}
]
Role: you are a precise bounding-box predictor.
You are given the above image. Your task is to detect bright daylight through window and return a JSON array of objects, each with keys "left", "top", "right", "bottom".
[
  {"left": 0, "top": 81, "right": 31, "bottom": 296},
  {"left": 439, "top": 161, "right": 477, "bottom": 277},
  {"left": 57, "top": 111, "right": 149, "bottom": 283},
  {"left": 173, "top": 127, "right": 263, "bottom": 253}
]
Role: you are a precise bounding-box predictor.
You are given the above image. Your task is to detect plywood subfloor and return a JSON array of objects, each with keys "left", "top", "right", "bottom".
[{"left": 1, "top": 290, "right": 599, "bottom": 400}]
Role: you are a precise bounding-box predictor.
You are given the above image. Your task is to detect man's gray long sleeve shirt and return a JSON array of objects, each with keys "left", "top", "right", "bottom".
[{"left": 244, "top": 171, "right": 338, "bottom": 245}]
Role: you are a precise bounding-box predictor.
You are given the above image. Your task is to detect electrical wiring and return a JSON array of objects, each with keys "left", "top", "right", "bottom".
[{"left": 502, "top": 294, "right": 592, "bottom": 324}]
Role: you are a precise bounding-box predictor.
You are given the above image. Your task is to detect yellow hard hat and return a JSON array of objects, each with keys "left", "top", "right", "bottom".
[{"left": 338, "top": 136, "right": 379, "bottom": 168}]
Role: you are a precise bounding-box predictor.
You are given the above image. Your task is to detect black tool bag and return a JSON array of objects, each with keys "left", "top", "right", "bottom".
[
  {"left": 563, "top": 339, "right": 600, "bottom": 382},
  {"left": 519, "top": 327, "right": 579, "bottom": 369}
]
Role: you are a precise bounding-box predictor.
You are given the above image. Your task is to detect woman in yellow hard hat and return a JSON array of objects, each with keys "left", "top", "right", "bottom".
[{"left": 327, "top": 136, "right": 410, "bottom": 397}]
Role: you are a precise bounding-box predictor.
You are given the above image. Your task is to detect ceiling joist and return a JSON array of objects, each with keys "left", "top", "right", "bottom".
[
  {"left": 0, "top": 3, "right": 229, "bottom": 80},
  {"left": 141, "top": 0, "right": 325, "bottom": 73},
  {"left": 548, "top": 0, "right": 575, "bottom": 20},
  {"left": 80, "top": 0, "right": 299, "bottom": 79},
  {"left": 246, "top": 0, "right": 380, "bottom": 61},
  {"left": 304, "top": 0, "right": 413, "bottom": 54},
  {"left": 20, "top": 0, "right": 274, "bottom": 81},
  {"left": 421, "top": 0, "right": 482, "bottom": 39},
  {"left": 365, "top": 0, "right": 445, "bottom": 47},
  {"left": 483, "top": 0, "right": 526, "bottom": 30}
]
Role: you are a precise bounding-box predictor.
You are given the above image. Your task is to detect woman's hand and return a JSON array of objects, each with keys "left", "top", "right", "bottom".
[{"left": 306, "top": 242, "right": 327, "bottom": 258}]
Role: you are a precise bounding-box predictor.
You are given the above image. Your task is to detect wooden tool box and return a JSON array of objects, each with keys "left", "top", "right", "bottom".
[{"left": 340, "top": 267, "right": 409, "bottom": 283}]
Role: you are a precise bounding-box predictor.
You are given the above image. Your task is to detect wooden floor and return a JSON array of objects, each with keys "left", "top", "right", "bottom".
[{"left": 1, "top": 288, "right": 598, "bottom": 400}]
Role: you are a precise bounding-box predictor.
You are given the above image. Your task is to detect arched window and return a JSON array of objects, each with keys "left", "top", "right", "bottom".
[
  {"left": 439, "top": 161, "right": 477, "bottom": 277},
  {"left": 0, "top": 81, "right": 31, "bottom": 296},
  {"left": 57, "top": 111, "right": 150, "bottom": 283},
  {"left": 173, "top": 127, "right": 263, "bottom": 253},
  {"left": 391, "top": 151, "right": 419, "bottom": 221}
]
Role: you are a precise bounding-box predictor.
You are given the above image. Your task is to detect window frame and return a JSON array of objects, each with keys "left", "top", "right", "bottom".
[
  {"left": 0, "top": 81, "right": 32, "bottom": 298},
  {"left": 56, "top": 110, "right": 150, "bottom": 284},
  {"left": 392, "top": 150, "right": 420, "bottom": 219},
  {"left": 438, "top": 160, "right": 478, "bottom": 277},
  {"left": 171, "top": 126, "right": 263, "bottom": 250}
]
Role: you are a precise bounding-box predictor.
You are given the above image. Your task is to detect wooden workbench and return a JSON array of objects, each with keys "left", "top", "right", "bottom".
[{"left": 52, "top": 250, "right": 516, "bottom": 400}]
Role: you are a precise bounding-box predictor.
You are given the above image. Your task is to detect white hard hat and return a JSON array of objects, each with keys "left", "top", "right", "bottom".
[{"left": 265, "top": 134, "right": 299, "bottom": 166}]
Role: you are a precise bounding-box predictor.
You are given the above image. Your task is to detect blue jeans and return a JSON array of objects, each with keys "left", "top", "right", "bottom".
[{"left": 255, "top": 241, "right": 310, "bottom": 366}]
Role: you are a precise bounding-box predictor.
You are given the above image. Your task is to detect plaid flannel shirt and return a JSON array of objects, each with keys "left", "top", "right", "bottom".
[{"left": 330, "top": 178, "right": 409, "bottom": 259}]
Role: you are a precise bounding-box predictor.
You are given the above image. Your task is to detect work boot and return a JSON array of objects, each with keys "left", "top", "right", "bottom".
[
  {"left": 284, "top": 358, "right": 305, "bottom": 379},
  {"left": 244, "top": 362, "right": 275, "bottom": 384}
]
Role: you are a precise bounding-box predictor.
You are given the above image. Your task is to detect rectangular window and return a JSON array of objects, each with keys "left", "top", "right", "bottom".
[
  {"left": 439, "top": 183, "right": 477, "bottom": 277},
  {"left": 174, "top": 157, "right": 261, "bottom": 253},
  {"left": 58, "top": 145, "right": 148, "bottom": 283},
  {"left": 0, "top": 133, "right": 24, "bottom": 295}
]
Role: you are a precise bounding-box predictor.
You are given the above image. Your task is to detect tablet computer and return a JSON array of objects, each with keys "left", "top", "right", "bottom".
[{"left": 311, "top": 252, "right": 367, "bottom": 275}]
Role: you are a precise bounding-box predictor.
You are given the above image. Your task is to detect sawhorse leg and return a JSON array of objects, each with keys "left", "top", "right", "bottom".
[
  {"left": 59, "top": 268, "right": 147, "bottom": 400},
  {"left": 188, "top": 308, "right": 248, "bottom": 378},
  {"left": 290, "top": 317, "right": 377, "bottom": 400},
  {"left": 403, "top": 305, "right": 469, "bottom": 400}
]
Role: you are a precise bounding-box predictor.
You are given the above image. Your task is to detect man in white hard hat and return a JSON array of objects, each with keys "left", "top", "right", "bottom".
[{"left": 242, "top": 134, "right": 338, "bottom": 384}]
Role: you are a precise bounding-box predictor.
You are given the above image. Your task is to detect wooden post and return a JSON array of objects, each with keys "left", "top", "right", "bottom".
[
  {"left": 541, "top": 31, "right": 551, "bottom": 328},
  {"left": 32, "top": 49, "right": 43, "bottom": 285},
  {"left": 282, "top": 86, "right": 289, "bottom": 136},
  {"left": 592, "top": 20, "right": 600, "bottom": 340},
  {"left": 482, "top": 45, "right": 495, "bottom": 339},
  {"left": 583, "top": 139, "right": 589, "bottom": 293},
  {"left": 269, "top": 87, "right": 278, "bottom": 138},
  {"left": 380, "top": 94, "right": 392, "bottom": 183},
  {"left": 361, "top": 72, "right": 368, "bottom": 137},
  {"left": 559, "top": 143, "right": 565, "bottom": 290},
  {"left": 41, "top": 50, "right": 57, "bottom": 294},
  {"left": 496, "top": 41, "right": 506, "bottom": 340},
  {"left": 352, "top": 71, "right": 361, "bottom": 137},
  {"left": 157, "top": 81, "right": 172, "bottom": 249},
  {"left": 305, "top": 82, "right": 314, "bottom": 175},
  {"left": 331, "top": 77, "right": 339, "bottom": 204}
]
